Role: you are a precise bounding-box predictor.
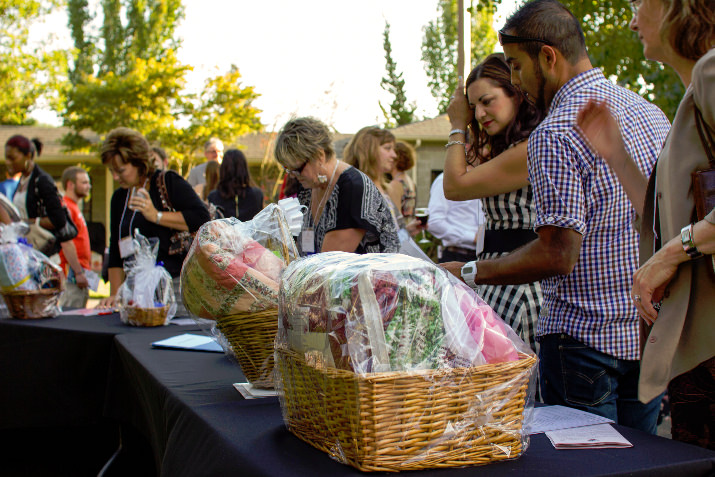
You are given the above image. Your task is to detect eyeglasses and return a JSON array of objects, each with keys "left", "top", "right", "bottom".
[
  {"left": 283, "top": 161, "right": 307, "bottom": 176},
  {"left": 498, "top": 29, "right": 554, "bottom": 47}
]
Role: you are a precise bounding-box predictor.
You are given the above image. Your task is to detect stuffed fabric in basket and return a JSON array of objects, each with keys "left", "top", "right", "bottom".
[
  {"left": 180, "top": 203, "right": 300, "bottom": 319},
  {"left": 279, "top": 252, "right": 530, "bottom": 373},
  {"left": 117, "top": 231, "right": 175, "bottom": 326}
]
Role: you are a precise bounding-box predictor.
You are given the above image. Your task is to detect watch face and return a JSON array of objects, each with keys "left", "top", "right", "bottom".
[{"left": 462, "top": 265, "right": 474, "bottom": 274}]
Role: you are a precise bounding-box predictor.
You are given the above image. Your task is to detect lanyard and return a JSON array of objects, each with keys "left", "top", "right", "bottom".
[
  {"left": 311, "top": 161, "right": 340, "bottom": 227},
  {"left": 119, "top": 190, "right": 138, "bottom": 238}
]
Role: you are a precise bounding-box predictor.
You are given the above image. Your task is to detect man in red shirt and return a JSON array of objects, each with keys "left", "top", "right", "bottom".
[{"left": 59, "top": 167, "right": 91, "bottom": 308}]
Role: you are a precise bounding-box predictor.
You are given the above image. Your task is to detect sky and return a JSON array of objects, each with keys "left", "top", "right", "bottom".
[{"left": 31, "top": 0, "right": 517, "bottom": 133}]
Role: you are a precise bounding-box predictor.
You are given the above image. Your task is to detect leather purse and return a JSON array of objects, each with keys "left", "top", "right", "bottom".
[
  {"left": 156, "top": 171, "right": 196, "bottom": 256},
  {"left": 32, "top": 183, "right": 79, "bottom": 256},
  {"left": 693, "top": 106, "right": 715, "bottom": 276}
]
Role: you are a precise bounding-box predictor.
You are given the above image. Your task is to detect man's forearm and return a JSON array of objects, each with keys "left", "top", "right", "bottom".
[{"left": 475, "top": 226, "right": 583, "bottom": 285}]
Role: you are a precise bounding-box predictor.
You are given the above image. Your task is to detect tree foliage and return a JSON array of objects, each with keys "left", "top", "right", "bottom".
[
  {"left": 64, "top": 0, "right": 263, "bottom": 171},
  {"left": 561, "top": 0, "right": 682, "bottom": 119},
  {"left": 0, "top": 0, "right": 67, "bottom": 125},
  {"left": 421, "top": 0, "right": 498, "bottom": 114},
  {"left": 380, "top": 21, "right": 417, "bottom": 128}
]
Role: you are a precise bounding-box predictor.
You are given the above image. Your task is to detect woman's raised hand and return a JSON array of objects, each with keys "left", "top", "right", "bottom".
[
  {"left": 447, "top": 75, "right": 471, "bottom": 130},
  {"left": 576, "top": 100, "right": 629, "bottom": 169}
]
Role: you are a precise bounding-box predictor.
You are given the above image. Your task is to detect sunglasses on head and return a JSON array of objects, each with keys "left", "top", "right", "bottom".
[{"left": 498, "top": 29, "right": 554, "bottom": 47}]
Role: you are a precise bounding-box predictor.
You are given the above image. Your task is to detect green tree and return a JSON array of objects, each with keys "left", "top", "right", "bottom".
[
  {"left": 64, "top": 1, "right": 263, "bottom": 169},
  {"left": 380, "top": 21, "right": 417, "bottom": 128},
  {"left": 422, "top": 0, "right": 498, "bottom": 114},
  {"left": 561, "top": 0, "right": 682, "bottom": 119},
  {"left": 0, "top": 0, "right": 67, "bottom": 125}
]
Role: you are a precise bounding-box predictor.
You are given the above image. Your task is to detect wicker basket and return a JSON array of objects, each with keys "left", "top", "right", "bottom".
[
  {"left": 276, "top": 348, "right": 537, "bottom": 472},
  {"left": 216, "top": 309, "right": 278, "bottom": 389},
  {"left": 125, "top": 305, "right": 170, "bottom": 327},
  {"left": 1, "top": 287, "right": 63, "bottom": 319}
]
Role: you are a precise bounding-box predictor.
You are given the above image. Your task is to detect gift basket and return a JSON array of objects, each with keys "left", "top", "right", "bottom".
[
  {"left": 117, "top": 231, "right": 176, "bottom": 327},
  {"left": 181, "top": 202, "right": 301, "bottom": 388},
  {"left": 275, "top": 252, "right": 537, "bottom": 472},
  {"left": 0, "top": 222, "right": 64, "bottom": 319}
]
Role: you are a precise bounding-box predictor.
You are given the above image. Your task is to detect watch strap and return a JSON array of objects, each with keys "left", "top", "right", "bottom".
[{"left": 680, "top": 223, "right": 703, "bottom": 259}]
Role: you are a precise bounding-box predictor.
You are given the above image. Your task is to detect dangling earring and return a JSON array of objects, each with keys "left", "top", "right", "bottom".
[{"left": 317, "top": 174, "right": 328, "bottom": 184}]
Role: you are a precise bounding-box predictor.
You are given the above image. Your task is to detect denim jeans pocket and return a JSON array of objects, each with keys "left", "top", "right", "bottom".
[{"left": 559, "top": 339, "right": 613, "bottom": 407}]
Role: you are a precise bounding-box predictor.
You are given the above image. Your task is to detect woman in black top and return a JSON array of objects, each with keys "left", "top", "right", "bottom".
[
  {"left": 5, "top": 135, "right": 88, "bottom": 288},
  {"left": 97, "top": 127, "right": 210, "bottom": 310},
  {"left": 207, "top": 149, "right": 263, "bottom": 221}
]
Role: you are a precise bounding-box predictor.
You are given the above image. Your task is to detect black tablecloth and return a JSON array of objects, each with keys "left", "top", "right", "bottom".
[
  {"left": 2, "top": 313, "right": 715, "bottom": 477},
  {"left": 109, "top": 327, "right": 715, "bottom": 477}
]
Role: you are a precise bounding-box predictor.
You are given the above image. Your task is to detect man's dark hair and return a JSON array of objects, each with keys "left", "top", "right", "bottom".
[{"left": 502, "top": 0, "right": 587, "bottom": 64}]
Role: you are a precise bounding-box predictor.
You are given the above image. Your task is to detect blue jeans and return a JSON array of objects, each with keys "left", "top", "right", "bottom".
[{"left": 539, "top": 333, "right": 661, "bottom": 434}]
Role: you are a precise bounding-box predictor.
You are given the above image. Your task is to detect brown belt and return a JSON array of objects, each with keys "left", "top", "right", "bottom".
[{"left": 444, "top": 245, "right": 475, "bottom": 256}]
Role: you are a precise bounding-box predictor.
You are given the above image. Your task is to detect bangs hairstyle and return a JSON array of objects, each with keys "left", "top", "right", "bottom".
[
  {"left": 502, "top": 0, "right": 587, "bottom": 64},
  {"left": 6, "top": 135, "right": 42, "bottom": 158},
  {"left": 275, "top": 117, "right": 334, "bottom": 170},
  {"left": 661, "top": 0, "right": 715, "bottom": 61},
  {"left": 394, "top": 141, "right": 416, "bottom": 172},
  {"left": 343, "top": 126, "right": 395, "bottom": 188},
  {"left": 218, "top": 149, "right": 253, "bottom": 199},
  {"left": 100, "top": 127, "right": 153, "bottom": 178},
  {"left": 466, "top": 53, "right": 544, "bottom": 163}
]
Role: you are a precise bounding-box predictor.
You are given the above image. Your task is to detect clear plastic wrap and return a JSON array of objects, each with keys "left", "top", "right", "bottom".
[
  {"left": 0, "top": 222, "right": 64, "bottom": 319},
  {"left": 117, "top": 231, "right": 175, "bottom": 326},
  {"left": 180, "top": 202, "right": 300, "bottom": 387},
  {"left": 275, "top": 252, "right": 537, "bottom": 472}
]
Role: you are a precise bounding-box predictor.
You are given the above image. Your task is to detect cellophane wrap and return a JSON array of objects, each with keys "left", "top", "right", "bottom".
[
  {"left": 0, "top": 222, "right": 64, "bottom": 318},
  {"left": 180, "top": 204, "right": 300, "bottom": 385},
  {"left": 117, "top": 231, "right": 175, "bottom": 326},
  {"left": 275, "top": 252, "right": 537, "bottom": 471}
]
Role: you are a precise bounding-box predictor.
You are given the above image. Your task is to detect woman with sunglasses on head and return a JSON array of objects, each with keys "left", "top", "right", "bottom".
[
  {"left": 577, "top": 0, "right": 715, "bottom": 448},
  {"left": 441, "top": 53, "right": 545, "bottom": 356},
  {"left": 274, "top": 117, "right": 399, "bottom": 255}
]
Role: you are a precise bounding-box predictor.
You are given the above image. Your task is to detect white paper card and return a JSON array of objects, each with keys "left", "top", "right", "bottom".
[
  {"left": 528, "top": 405, "right": 614, "bottom": 434},
  {"left": 546, "top": 423, "right": 633, "bottom": 449},
  {"left": 233, "top": 382, "right": 277, "bottom": 399}
]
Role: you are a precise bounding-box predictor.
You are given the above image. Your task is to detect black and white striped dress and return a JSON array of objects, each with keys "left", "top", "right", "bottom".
[{"left": 476, "top": 185, "right": 542, "bottom": 355}]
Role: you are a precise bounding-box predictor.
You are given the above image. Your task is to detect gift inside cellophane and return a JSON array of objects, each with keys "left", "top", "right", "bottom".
[
  {"left": 0, "top": 222, "right": 64, "bottom": 319},
  {"left": 117, "top": 231, "right": 175, "bottom": 326},
  {"left": 180, "top": 203, "right": 300, "bottom": 387},
  {"left": 275, "top": 252, "right": 537, "bottom": 472}
]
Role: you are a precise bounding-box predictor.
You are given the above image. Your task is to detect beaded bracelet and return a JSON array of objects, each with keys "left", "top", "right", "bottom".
[
  {"left": 449, "top": 129, "right": 467, "bottom": 137},
  {"left": 445, "top": 140, "right": 466, "bottom": 149}
]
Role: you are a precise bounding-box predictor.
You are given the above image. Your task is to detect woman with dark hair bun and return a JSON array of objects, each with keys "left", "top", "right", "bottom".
[
  {"left": 4, "top": 134, "right": 89, "bottom": 289},
  {"left": 441, "top": 52, "right": 545, "bottom": 356},
  {"left": 207, "top": 149, "right": 263, "bottom": 221}
]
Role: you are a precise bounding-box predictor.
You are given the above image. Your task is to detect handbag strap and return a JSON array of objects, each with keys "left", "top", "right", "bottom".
[
  {"left": 694, "top": 106, "right": 715, "bottom": 168},
  {"left": 156, "top": 170, "right": 176, "bottom": 212}
]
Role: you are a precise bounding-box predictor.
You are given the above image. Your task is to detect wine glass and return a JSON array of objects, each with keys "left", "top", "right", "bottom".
[{"left": 414, "top": 207, "right": 430, "bottom": 244}]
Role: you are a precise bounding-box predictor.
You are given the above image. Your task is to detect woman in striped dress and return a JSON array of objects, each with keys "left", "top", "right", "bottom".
[{"left": 442, "top": 53, "right": 544, "bottom": 355}]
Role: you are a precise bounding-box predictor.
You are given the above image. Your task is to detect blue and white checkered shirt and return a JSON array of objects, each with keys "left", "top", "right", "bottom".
[{"left": 529, "top": 68, "right": 670, "bottom": 360}]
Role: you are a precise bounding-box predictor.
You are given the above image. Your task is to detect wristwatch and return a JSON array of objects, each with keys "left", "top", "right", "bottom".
[
  {"left": 156, "top": 211, "right": 163, "bottom": 224},
  {"left": 461, "top": 260, "right": 478, "bottom": 288},
  {"left": 680, "top": 223, "right": 703, "bottom": 259}
]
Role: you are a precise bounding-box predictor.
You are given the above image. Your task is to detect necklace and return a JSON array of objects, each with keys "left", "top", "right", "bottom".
[{"left": 312, "top": 160, "right": 340, "bottom": 225}]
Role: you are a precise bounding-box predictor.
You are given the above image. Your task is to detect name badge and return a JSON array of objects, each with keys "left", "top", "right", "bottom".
[
  {"left": 119, "top": 236, "right": 135, "bottom": 258},
  {"left": 301, "top": 229, "right": 315, "bottom": 254}
]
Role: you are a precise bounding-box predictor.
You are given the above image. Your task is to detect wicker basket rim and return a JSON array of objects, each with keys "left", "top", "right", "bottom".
[
  {"left": 276, "top": 348, "right": 536, "bottom": 379},
  {"left": 1, "top": 287, "right": 63, "bottom": 297}
]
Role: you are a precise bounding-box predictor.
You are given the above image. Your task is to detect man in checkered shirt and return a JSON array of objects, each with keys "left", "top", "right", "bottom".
[{"left": 445, "top": 0, "right": 670, "bottom": 433}]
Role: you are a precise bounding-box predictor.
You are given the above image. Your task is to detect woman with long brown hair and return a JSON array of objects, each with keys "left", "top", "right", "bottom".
[{"left": 442, "top": 53, "right": 545, "bottom": 356}]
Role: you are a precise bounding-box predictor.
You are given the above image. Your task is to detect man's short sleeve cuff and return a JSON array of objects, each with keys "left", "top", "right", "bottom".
[{"left": 535, "top": 214, "right": 586, "bottom": 235}]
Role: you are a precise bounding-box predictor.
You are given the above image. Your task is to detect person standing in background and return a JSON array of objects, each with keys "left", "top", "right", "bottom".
[
  {"left": 59, "top": 166, "right": 92, "bottom": 308},
  {"left": 187, "top": 137, "right": 224, "bottom": 187},
  {"left": 387, "top": 141, "right": 417, "bottom": 222},
  {"left": 208, "top": 149, "right": 263, "bottom": 221},
  {"left": 151, "top": 146, "right": 169, "bottom": 171},
  {"left": 427, "top": 171, "right": 485, "bottom": 263}
]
